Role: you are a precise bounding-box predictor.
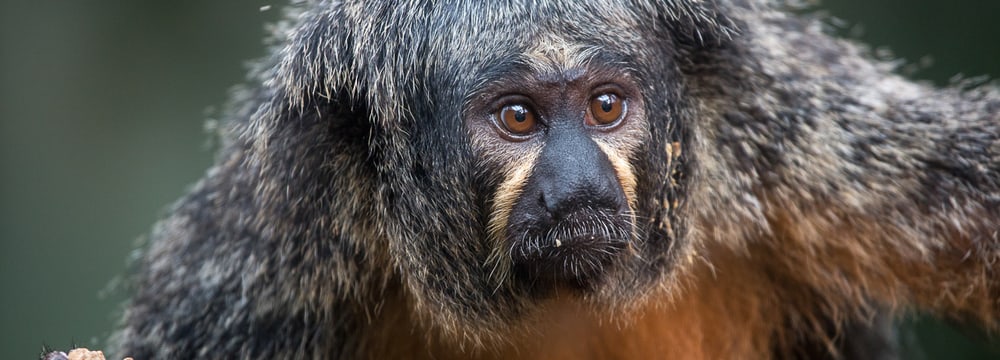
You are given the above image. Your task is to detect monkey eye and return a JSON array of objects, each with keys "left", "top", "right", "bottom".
[
  {"left": 496, "top": 104, "right": 538, "bottom": 136},
  {"left": 588, "top": 93, "right": 626, "bottom": 126}
]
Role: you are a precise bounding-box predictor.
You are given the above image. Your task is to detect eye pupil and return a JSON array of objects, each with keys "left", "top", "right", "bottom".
[
  {"left": 600, "top": 98, "right": 613, "bottom": 112},
  {"left": 514, "top": 108, "right": 527, "bottom": 122}
]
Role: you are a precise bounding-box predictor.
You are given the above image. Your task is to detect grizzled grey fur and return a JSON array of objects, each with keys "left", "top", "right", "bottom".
[{"left": 112, "top": 0, "right": 999, "bottom": 359}]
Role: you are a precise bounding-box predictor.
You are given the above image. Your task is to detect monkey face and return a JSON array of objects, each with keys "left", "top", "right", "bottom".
[{"left": 466, "top": 58, "right": 649, "bottom": 291}]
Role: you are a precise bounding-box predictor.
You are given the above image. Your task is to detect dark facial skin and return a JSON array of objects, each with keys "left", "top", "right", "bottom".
[{"left": 467, "top": 61, "right": 648, "bottom": 291}]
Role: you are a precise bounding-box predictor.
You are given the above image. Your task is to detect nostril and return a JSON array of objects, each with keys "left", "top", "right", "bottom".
[{"left": 539, "top": 192, "right": 555, "bottom": 214}]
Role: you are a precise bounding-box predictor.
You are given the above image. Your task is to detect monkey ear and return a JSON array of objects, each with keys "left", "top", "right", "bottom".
[
  {"left": 236, "top": 7, "right": 376, "bottom": 170},
  {"left": 266, "top": 6, "right": 414, "bottom": 136},
  {"left": 273, "top": 10, "right": 361, "bottom": 121}
]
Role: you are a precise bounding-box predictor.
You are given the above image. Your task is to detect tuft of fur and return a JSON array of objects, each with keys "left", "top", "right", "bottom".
[{"left": 112, "top": 0, "right": 998, "bottom": 359}]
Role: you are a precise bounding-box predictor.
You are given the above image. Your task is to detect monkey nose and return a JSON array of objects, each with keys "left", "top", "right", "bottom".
[{"left": 538, "top": 179, "right": 624, "bottom": 221}]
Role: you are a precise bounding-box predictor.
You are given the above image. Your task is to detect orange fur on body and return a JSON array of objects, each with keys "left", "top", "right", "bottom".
[
  {"left": 365, "top": 200, "right": 998, "bottom": 360},
  {"left": 366, "top": 244, "right": 786, "bottom": 360}
]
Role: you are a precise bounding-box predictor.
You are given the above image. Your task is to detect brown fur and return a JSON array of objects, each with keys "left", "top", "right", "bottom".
[
  {"left": 113, "top": 1, "right": 998, "bottom": 359},
  {"left": 359, "top": 245, "right": 789, "bottom": 360}
]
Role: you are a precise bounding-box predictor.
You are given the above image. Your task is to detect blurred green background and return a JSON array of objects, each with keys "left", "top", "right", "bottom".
[{"left": 0, "top": 1, "right": 997, "bottom": 359}]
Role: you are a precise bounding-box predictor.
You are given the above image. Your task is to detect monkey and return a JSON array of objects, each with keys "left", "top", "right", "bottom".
[{"left": 108, "top": 0, "right": 1000, "bottom": 359}]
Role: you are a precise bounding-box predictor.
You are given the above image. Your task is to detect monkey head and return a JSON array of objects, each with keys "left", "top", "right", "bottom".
[{"left": 269, "top": 1, "right": 733, "bottom": 343}]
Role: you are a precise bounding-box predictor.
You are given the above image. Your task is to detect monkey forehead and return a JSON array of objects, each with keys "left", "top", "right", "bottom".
[
  {"left": 430, "top": 4, "right": 652, "bottom": 76},
  {"left": 277, "top": 0, "right": 733, "bottom": 124},
  {"left": 517, "top": 34, "right": 610, "bottom": 82},
  {"left": 433, "top": 6, "right": 656, "bottom": 109}
]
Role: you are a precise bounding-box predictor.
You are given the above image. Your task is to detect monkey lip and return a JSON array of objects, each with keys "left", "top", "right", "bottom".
[{"left": 508, "top": 214, "right": 632, "bottom": 286}]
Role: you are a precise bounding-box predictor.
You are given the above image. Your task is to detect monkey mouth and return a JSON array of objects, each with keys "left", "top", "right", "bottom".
[{"left": 508, "top": 210, "right": 633, "bottom": 288}]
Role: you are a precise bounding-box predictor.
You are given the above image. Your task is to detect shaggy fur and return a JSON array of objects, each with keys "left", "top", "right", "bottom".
[{"left": 112, "top": 0, "right": 999, "bottom": 358}]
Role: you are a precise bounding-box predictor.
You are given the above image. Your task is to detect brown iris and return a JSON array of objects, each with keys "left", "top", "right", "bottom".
[
  {"left": 589, "top": 93, "right": 625, "bottom": 126},
  {"left": 497, "top": 104, "right": 537, "bottom": 135}
]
